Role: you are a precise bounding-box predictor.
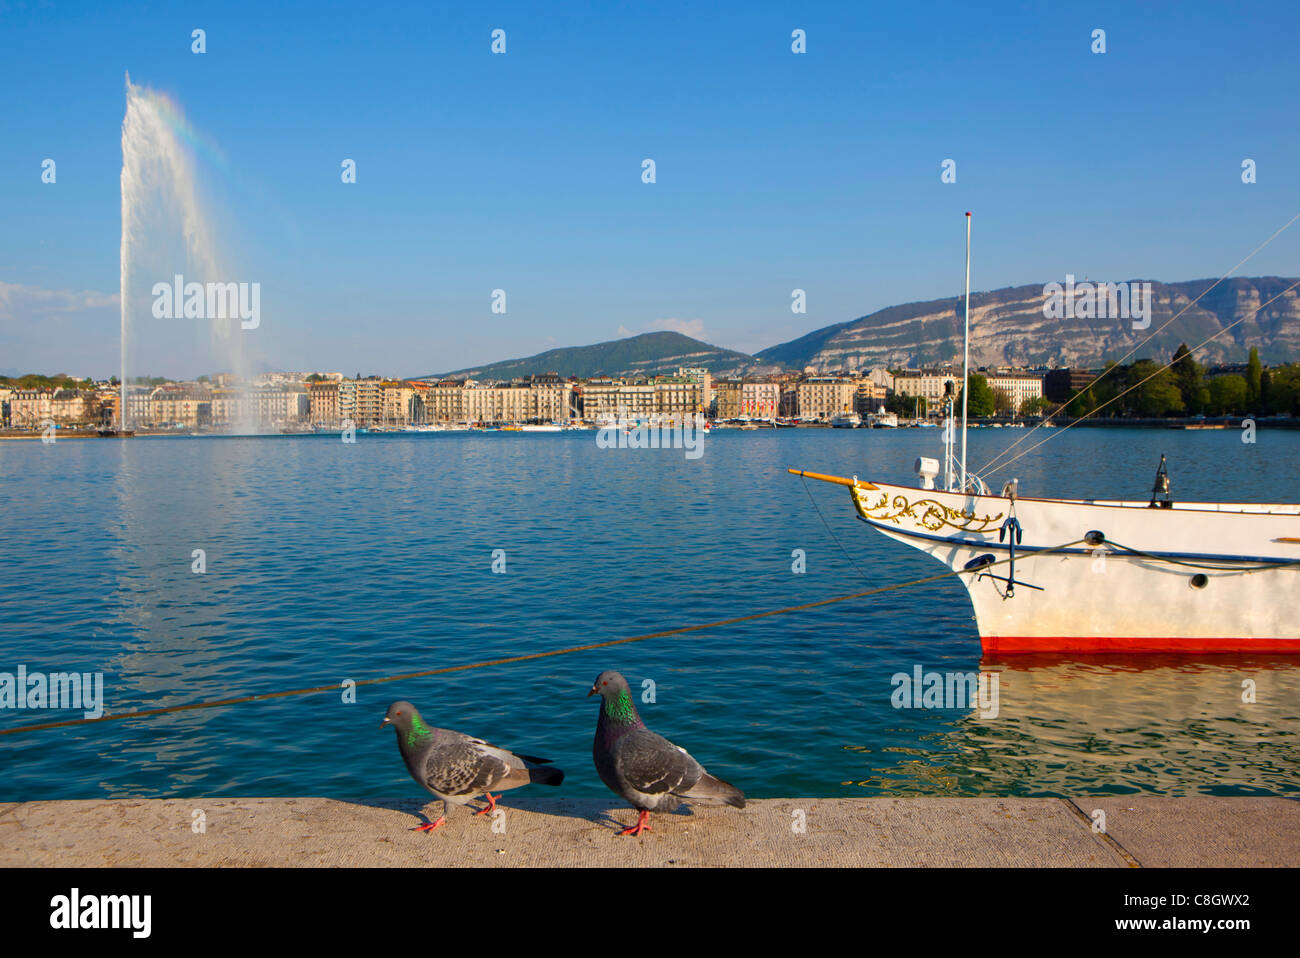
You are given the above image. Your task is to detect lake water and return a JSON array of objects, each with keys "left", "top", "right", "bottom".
[{"left": 1, "top": 426, "right": 1297, "bottom": 803}]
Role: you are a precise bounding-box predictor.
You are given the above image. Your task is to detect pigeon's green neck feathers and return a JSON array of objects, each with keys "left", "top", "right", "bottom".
[
  {"left": 604, "top": 688, "right": 637, "bottom": 725},
  {"left": 406, "top": 712, "right": 434, "bottom": 747}
]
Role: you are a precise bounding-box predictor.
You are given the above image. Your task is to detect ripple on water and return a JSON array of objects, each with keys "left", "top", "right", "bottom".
[{"left": 0, "top": 429, "right": 1297, "bottom": 800}]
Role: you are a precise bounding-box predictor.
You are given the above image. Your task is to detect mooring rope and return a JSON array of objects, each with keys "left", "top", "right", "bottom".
[
  {"left": 1102, "top": 538, "right": 1300, "bottom": 574},
  {"left": 0, "top": 537, "right": 1088, "bottom": 738}
]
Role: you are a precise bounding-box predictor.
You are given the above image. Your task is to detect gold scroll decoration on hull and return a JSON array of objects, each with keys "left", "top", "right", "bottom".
[{"left": 852, "top": 489, "right": 1004, "bottom": 534}]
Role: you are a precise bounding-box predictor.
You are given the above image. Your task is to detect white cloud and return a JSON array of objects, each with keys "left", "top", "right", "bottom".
[
  {"left": 0, "top": 281, "right": 118, "bottom": 321},
  {"left": 0, "top": 281, "right": 122, "bottom": 378}
]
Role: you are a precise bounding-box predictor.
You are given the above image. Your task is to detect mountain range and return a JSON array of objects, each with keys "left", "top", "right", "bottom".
[{"left": 420, "top": 277, "right": 1299, "bottom": 381}]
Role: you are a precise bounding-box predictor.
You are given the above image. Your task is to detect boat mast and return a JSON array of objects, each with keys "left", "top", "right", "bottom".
[{"left": 960, "top": 211, "right": 971, "bottom": 492}]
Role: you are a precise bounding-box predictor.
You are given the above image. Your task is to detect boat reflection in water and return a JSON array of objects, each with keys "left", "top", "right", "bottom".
[{"left": 844, "top": 656, "right": 1300, "bottom": 796}]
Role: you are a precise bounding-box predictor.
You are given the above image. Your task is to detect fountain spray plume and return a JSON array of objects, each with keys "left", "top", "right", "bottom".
[{"left": 120, "top": 72, "right": 252, "bottom": 430}]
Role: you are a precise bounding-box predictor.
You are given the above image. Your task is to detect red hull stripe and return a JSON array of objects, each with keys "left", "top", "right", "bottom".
[{"left": 983, "top": 635, "right": 1300, "bottom": 654}]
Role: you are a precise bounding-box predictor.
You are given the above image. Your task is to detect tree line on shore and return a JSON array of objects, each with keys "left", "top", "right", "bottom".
[
  {"left": 1066, "top": 346, "right": 1299, "bottom": 418},
  {"left": 0, "top": 373, "right": 101, "bottom": 391},
  {"left": 893, "top": 347, "right": 1300, "bottom": 420}
]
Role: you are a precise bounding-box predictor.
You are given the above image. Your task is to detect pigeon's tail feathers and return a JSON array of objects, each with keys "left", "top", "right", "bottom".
[
  {"left": 525, "top": 762, "right": 565, "bottom": 787},
  {"left": 682, "top": 771, "right": 745, "bottom": 808},
  {"left": 496, "top": 760, "right": 564, "bottom": 791}
]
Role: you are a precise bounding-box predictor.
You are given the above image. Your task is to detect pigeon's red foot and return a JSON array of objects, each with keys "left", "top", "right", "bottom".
[
  {"left": 617, "top": 809, "right": 653, "bottom": 836},
  {"left": 474, "top": 792, "right": 498, "bottom": 816},
  {"left": 414, "top": 815, "right": 446, "bottom": 832}
]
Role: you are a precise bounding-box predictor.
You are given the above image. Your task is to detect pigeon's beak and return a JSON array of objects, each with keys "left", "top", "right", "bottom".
[
  {"left": 379, "top": 717, "right": 392, "bottom": 730},
  {"left": 587, "top": 684, "right": 598, "bottom": 697}
]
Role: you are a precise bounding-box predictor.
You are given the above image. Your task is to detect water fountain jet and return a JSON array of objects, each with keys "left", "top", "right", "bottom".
[{"left": 119, "top": 73, "right": 252, "bottom": 430}]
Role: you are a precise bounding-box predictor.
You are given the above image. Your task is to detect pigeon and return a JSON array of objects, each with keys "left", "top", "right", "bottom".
[
  {"left": 381, "top": 700, "right": 564, "bottom": 831},
  {"left": 588, "top": 670, "right": 744, "bottom": 836}
]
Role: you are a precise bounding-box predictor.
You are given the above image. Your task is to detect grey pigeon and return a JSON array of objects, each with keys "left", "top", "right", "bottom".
[
  {"left": 381, "top": 700, "right": 563, "bottom": 831},
  {"left": 588, "top": 670, "right": 744, "bottom": 836}
]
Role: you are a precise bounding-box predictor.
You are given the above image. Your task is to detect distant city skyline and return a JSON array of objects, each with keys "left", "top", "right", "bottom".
[{"left": 4, "top": 1, "right": 1300, "bottom": 379}]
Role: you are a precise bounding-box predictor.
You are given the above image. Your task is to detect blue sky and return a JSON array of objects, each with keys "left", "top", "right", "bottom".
[{"left": 3, "top": 0, "right": 1299, "bottom": 378}]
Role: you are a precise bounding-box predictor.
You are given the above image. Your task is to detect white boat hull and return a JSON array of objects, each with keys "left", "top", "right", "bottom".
[{"left": 849, "top": 481, "right": 1300, "bottom": 653}]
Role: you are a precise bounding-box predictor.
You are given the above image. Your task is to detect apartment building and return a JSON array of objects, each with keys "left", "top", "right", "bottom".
[
  {"left": 7, "top": 386, "right": 106, "bottom": 428},
  {"left": 712, "top": 380, "right": 742, "bottom": 419},
  {"left": 1043, "top": 368, "right": 1095, "bottom": 404},
  {"left": 411, "top": 375, "right": 573, "bottom": 424},
  {"left": 984, "top": 372, "right": 1044, "bottom": 414},
  {"left": 652, "top": 376, "right": 706, "bottom": 418},
  {"left": 352, "top": 379, "right": 384, "bottom": 426},
  {"left": 741, "top": 381, "right": 780, "bottom": 419},
  {"left": 579, "top": 380, "right": 655, "bottom": 422},
  {"left": 382, "top": 380, "right": 427, "bottom": 426},
  {"left": 8, "top": 389, "right": 53, "bottom": 428},
  {"left": 426, "top": 379, "right": 467, "bottom": 423},
  {"left": 673, "top": 367, "right": 712, "bottom": 411},
  {"left": 96, "top": 386, "right": 120, "bottom": 427},
  {"left": 207, "top": 385, "right": 308, "bottom": 428},
  {"left": 795, "top": 376, "right": 856, "bottom": 420},
  {"left": 146, "top": 385, "right": 212, "bottom": 428},
  {"left": 337, "top": 379, "right": 358, "bottom": 425},
  {"left": 463, "top": 382, "right": 531, "bottom": 423},
  {"left": 524, "top": 374, "right": 576, "bottom": 422},
  {"left": 253, "top": 385, "right": 310, "bottom": 426},
  {"left": 892, "top": 370, "right": 959, "bottom": 416},
  {"left": 308, "top": 381, "right": 340, "bottom": 428},
  {"left": 854, "top": 379, "right": 888, "bottom": 415}
]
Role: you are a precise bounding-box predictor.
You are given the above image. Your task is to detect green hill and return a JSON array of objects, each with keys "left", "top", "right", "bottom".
[{"left": 420, "top": 331, "right": 771, "bottom": 381}]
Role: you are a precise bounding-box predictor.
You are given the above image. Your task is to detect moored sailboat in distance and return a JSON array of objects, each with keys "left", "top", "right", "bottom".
[{"left": 790, "top": 212, "right": 1300, "bottom": 653}]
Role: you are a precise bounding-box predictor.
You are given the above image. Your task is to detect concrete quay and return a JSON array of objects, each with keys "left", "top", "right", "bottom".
[{"left": 2, "top": 796, "right": 1296, "bottom": 867}]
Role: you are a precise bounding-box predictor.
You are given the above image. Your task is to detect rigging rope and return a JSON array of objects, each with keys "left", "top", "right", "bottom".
[
  {"left": 980, "top": 278, "right": 1300, "bottom": 482},
  {"left": 977, "top": 209, "right": 1300, "bottom": 478},
  {"left": 799, "top": 474, "right": 874, "bottom": 583}
]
